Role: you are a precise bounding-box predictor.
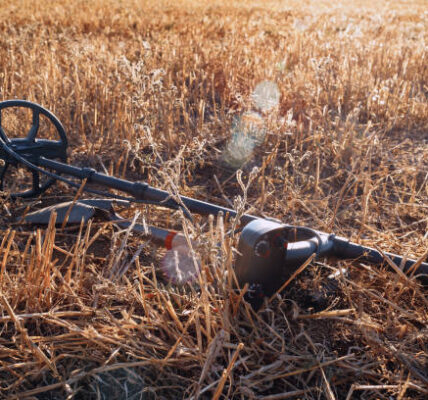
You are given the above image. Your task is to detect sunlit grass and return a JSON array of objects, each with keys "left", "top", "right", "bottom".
[{"left": 0, "top": 0, "right": 427, "bottom": 398}]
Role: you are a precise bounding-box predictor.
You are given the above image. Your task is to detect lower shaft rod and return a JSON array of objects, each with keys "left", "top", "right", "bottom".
[{"left": 39, "top": 157, "right": 258, "bottom": 225}]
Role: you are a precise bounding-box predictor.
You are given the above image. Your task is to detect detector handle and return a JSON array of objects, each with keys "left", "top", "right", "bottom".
[{"left": 235, "top": 220, "right": 428, "bottom": 297}]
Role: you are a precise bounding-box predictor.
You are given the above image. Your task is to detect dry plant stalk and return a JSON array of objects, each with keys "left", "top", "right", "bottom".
[{"left": 0, "top": 0, "right": 427, "bottom": 398}]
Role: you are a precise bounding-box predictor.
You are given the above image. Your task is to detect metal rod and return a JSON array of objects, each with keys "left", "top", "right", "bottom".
[
  {"left": 332, "top": 236, "right": 428, "bottom": 278},
  {"left": 38, "top": 157, "right": 259, "bottom": 225}
]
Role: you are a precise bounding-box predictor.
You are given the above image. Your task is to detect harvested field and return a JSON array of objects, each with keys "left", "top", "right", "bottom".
[{"left": 0, "top": 0, "right": 427, "bottom": 398}]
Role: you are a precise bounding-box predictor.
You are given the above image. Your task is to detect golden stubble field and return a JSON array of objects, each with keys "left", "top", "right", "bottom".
[{"left": 0, "top": 0, "right": 427, "bottom": 398}]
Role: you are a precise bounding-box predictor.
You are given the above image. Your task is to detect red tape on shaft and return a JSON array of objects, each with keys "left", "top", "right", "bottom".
[{"left": 164, "top": 231, "right": 177, "bottom": 250}]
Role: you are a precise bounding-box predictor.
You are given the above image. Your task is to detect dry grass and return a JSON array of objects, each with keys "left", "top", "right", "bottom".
[{"left": 0, "top": 0, "right": 427, "bottom": 398}]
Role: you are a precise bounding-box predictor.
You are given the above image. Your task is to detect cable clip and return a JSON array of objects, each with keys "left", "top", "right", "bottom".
[{"left": 81, "top": 167, "right": 96, "bottom": 180}]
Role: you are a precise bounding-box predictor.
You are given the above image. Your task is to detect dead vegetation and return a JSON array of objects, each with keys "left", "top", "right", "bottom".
[{"left": 0, "top": 0, "right": 427, "bottom": 398}]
